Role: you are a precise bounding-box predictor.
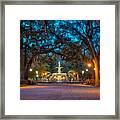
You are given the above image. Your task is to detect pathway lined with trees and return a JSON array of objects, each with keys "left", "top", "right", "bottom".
[{"left": 20, "top": 20, "right": 100, "bottom": 86}]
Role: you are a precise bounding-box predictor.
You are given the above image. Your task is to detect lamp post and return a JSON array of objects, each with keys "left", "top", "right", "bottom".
[
  {"left": 88, "top": 63, "right": 96, "bottom": 80},
  {"left": 36, "top": 70, "right": 38, "bottom": 74},
  {"left": 36, "top": 71, "right": 38, "bottom": 81},
  {"left": 36, "top": 75, "right": 38, "bottom": 78},
  {"left": 82, "top": 70, "right": 84, "bottom": 74},
  {"left": 29, "top": 68, "right": 33, "bottom": 84}
]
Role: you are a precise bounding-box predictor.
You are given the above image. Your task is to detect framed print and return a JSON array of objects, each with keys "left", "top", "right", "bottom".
[{"left": 0, "top": 0, "right": 119, "bottom": 119}]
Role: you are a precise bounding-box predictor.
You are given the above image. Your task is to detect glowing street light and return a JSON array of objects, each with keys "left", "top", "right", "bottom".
[
  {"left": 29, "top": 68, "right": 32, "bottom": 72},
  {"left": 44, "top": 72, "right": 47, "bottom": 75},
  {"left": 36, "top": 74, "right": 39, "bottom": 81},
  {"left": 36, "top": 74, "right": 38, "bottom": 77},
  {"left": 86, "top": 69, "right": 88, "bottom": 72},
  {"left": 36, "top": 71, "right": 38, "bottom": 74},
  {"left": 88, "top": 63, "right": 91, "bottom": 67},
  {"left": 82, "top": 70, "right": 84, "bottom": 74}
]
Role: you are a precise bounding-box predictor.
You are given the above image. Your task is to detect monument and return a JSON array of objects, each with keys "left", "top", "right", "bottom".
[{"left": 49, "top": 61, "right": 68, "bottom": 82}]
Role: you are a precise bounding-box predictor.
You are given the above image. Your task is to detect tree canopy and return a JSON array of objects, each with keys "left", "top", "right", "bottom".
[{"left": 20, "top": 20, "right": 100, "bottom": 86}]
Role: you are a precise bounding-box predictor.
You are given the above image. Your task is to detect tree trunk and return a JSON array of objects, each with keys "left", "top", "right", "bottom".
[
  {"left": 21, "top": 56, "right": 34, "bottom": 84},
  {"left": 24, "top": 67, "right": 29, "bottom": 81},
  {"left": 20, "top": 66, "right": 29, "bottom": 84},
  {"left": 93, "top": 57, "right": 100, "bottom": 87},
  {"left": 77, "top": 74, "right": 79, "bottom": 81}
]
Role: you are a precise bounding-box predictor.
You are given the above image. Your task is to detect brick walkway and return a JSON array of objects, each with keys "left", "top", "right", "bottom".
[{"left": 20, "top": 84, "right": 100, "bottom": 100}]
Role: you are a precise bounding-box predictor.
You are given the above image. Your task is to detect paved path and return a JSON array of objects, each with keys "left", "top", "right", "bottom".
[{"left": 20, "top": 84, "right": 100, "bottom": 100}]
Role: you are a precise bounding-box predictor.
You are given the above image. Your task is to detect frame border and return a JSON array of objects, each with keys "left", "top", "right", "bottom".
[{"left": 0, "top": 0, "right": 119, "bottom": 119}]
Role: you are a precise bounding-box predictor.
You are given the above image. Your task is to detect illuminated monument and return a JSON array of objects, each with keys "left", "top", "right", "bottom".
[
  {"left": 49, "top": 61, "right": 68, "bottom": 82},
  {"left": 56, "top": 61, "right": 62, "bottom": 74}
]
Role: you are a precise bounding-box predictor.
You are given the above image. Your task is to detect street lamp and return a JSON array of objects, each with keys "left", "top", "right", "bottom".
[
  {"left": 82, "top": 70, "right": 84, "bottom": 74},
  {"left": 36, "top": 71, "right": 38, "bottom": 81},
  {"left": 86, "top": 69, "right": 88, "bottom": 71},
  {"left": 36, "top": 74, "right": 38, "bottom": 77},
  {"left": 44, "top": 72, "right": 47, "bottom": 75},
  {"left": 29, "top": 68, "right": 32, "bottom": 71},
  {"left": 36, "top": 74, "right": 39, "bottom": 81},
  {"left": 87, "top": 63, "right": 91, "bottom": 67},
  {"left": 36, "top": 71, "right": 38, "bottom": 74}
]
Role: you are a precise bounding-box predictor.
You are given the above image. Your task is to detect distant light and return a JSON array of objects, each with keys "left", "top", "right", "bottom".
[
  {"left": 36, "top": 75, "right": 38, "bottom": 77},
  {"left": 88, "top": 63, "right": 91, "bottom": 67},
  {"left": 86, "top": 69, "right": 88, "bottom": 71},
  {"left": 73, "top": 73, "right": 76, "bottom": 75},
  {"left": 82, "top": 71, "right": 84, "bottom": 74},
  {"left": 36, "top": 71, "right": 38, "bottom": 74},
  {"left": 44, "top": 72, "right": 47, "bottom": 75},
  {"left": 94, "top": 68, "right": 96, "bottom": 70},
  {"left": 29, "top": 68, "right": 32, "bottom": 72}
]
